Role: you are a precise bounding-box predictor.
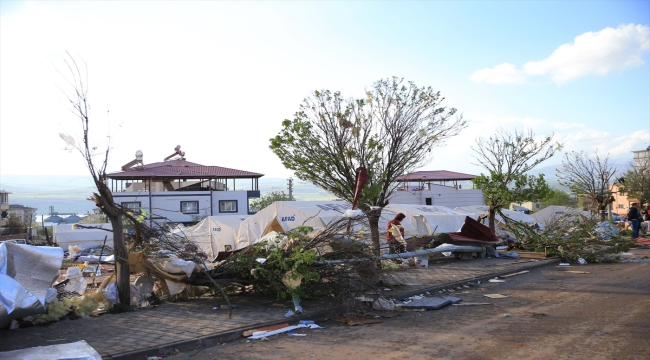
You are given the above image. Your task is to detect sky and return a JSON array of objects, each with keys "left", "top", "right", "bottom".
[{"left": 1, "top": 0, "right": 649, "bottom": 185}]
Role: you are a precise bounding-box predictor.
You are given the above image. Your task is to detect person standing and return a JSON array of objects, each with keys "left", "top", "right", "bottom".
[
  {"left": 627, "top": 203, "right": 641, "bottom": 239},
  {"left": 386, "top": 213, "right": 407, "bottom": 254}
]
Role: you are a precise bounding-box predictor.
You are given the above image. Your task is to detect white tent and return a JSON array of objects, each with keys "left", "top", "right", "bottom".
[
  {"left": 181, "top": 215, "right": 248, "bottom": 261},
  {"left": 236, "top": 202, "right": 330, "bottom": 249},
  {"left": 235, "top": 201, "right": 420, "bottom": 250},
  {"left": 531, "top": 206, "right": 593, "bottom": 227},
  {"left": 52, "top": 223, "right": 113, "bottom": 249},
  {"left": 454, "top": 205, "right": 537, "bottom": 225},
  {"left": 384, "top": 204, "right": 478, "bottom": 235}
]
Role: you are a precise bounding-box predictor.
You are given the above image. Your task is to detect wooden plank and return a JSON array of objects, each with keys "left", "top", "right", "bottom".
[{"left": 501, "top": 270, "right": 530, "bottom": 278}]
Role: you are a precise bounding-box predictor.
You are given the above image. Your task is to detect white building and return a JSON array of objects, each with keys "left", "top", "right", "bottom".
[
  {"left": 390, "top": 170, "right": 485, "bottom": 207},
  {"left": 107, "top": 147, "right": 262, "bottom": 226}
]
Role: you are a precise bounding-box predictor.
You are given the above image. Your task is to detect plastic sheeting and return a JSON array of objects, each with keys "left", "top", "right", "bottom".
[
  {"left": 0, "top": 340, "right": 101, "bottom": 360},
  {"left": 0, "top": 243, "right": 63, "bottom": 328}
]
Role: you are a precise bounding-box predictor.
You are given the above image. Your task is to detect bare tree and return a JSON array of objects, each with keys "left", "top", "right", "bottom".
[
  {"left": 472, "top": 128, "right": 561, "bottom": 231},
  {"left": 270, "top": 77, "right": 467, "bottom": 255},
  {"left": 556, "top": 151, "right": 616, "bottom": 221},
  {"left": 58, "top": 54, "right": 131, "bottom": 306},
  {"left": 617, "top": 155, "right": 650, "bottom": 209}
]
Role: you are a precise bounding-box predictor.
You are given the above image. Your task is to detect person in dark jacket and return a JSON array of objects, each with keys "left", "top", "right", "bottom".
[{"left": 628, "top": 203, "right": 641, "bottom": 239}]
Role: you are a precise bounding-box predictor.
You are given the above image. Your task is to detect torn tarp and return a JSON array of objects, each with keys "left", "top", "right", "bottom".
[{"left": 0, "top": 243, "right": 63, "bottom": 328}]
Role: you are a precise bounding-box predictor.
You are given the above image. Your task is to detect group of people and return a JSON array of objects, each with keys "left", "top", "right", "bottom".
[{"left": 627, "top": 202, "right": 649, "bottom": 239}]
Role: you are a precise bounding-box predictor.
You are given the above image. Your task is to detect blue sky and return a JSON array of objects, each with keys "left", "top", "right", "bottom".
[{"left": 1, "top": 0, "right": 648, "bottom": 182}]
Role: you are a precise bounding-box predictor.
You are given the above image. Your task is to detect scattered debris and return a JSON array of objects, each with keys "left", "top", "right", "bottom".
[
  {"left": 400, "top": 296, "right": 462, "bottom": 310},
  {"left": 564, "top": 271, "right": 590, "bottom": 274},
  {"left": 0, "top": 340, "right": 101, "bottom": 360},
  {"left": 577, "top": 257, "right": 587, "bottom": 265},
  {"left": 483, "top": 294, "right": 509, "bottom": 299},
  {"left": 243, "top": 323, "right": 290, "bottom": 337},
  {"left": 559, "top": 263, "right": 571, "bottom": 266},
  {"left": 504, "top": 313, "right": 511, "bottom": 317},
  {"left": 488, "top": 279, "right": 506, "bottom": 283}
]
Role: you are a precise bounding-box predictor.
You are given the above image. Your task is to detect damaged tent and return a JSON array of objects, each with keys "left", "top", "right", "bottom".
[
  {"left": 384, "top": 204, "right": 478, "bottom": 235},
  {"left": 454, "top": 205, "right": 537, "bottom": 226},
  {"left": 531, "top": 205, "right": 593, "bottom": 228},
  {"left": 235, "top": 201, "right": 419, "bottom": 250},
  {"left": 52, "top": 223, "right": 114, "bottom": 249},
  {"left": 180, "top": 215, "right": 248, "bottom": 261},
  {"left": 236, "top": 202, "right": 330, "bottom": 250}
]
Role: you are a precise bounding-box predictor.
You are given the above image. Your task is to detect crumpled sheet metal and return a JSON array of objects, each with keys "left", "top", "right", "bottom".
[{"left": 0, "top": 243, "right": 63, "bottom": 328}]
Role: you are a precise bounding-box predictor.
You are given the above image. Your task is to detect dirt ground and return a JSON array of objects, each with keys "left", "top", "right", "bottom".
[{"left": 167, "top": 248, "right": 650, "bottom": 360}]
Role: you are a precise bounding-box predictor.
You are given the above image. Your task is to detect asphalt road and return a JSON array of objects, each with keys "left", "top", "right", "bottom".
[{"left": 167, "top": 248, "right": 650, "bottom": 360}]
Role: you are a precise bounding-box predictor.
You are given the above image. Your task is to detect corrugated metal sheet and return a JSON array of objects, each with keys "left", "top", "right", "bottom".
[
  {"left": 108, "top": 159, "right": 263, "bottom": 180},
  {"left": 395, "top": 170, "right": 477, "bottom": 182}
]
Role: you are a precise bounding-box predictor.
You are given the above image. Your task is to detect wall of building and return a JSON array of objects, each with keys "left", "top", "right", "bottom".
[
  {"left": 112, "top": 189, "right": 257, "bottom": 224},
  {"left": 388, "top": 184, "right": 484, "bottom": 207}
]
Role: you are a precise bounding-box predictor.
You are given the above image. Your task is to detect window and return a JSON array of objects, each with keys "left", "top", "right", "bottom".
[
  {"left": 180, "top": 201, "right": 199, "bottom": 214},
  {"left": 219, "top": 200, "right": 237, "bottom": 213},
  {"left": 122, "top": 202, "right": 141, "bottom": 212},
  {"left": 618, "top": 204, "right": 624, "bottom": 209},
  {"left": 535, "top": 204, "right": 540, "bottom": 209}
]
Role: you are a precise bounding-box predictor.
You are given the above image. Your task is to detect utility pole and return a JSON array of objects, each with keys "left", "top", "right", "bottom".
[{"left": 287, "top": 178, "right": 294, "bottom": 201}]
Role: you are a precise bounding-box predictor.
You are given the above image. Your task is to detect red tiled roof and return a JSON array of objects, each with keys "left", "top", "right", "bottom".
[
  {"left": 108, "top": 159, "right": 264, "bottom": 180},
  {"left": 395, "top": 170, "right": 477, "bottom": 182}
]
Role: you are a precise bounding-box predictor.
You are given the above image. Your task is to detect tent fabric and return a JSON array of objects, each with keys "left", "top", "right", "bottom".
[
  {"left": 446, "top": 216, "right": 500, "bottom": 244},
  {"left": 454, "top": 205, "right": 537, "bottom": 225},
  {"left": 236, "top": 202, "right": 330, "bottom": 250},
  {"left": 52, "top": 223, "right": 113, "bottom": 249},
  {"left": 234, "top": 201, "right": 420, "bottom": 250},
  {"left": 531, "top": 206, "right": 593, "bottom": 227},
  {"left": 384, "top": 204, "right": 478, "bottom": 235},
  {"left": 181, "top": 215, "right": 248, "bottom": 261}
]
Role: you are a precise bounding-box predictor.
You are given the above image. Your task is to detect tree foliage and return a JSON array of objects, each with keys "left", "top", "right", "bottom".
[
  {"left": 270, "top": 77, "right": 467, "bottom": 254},
  {"left": 556, "top": 151, "right": 616, "bottom": 221},
  {"left": 616, "top": 156, "right": 650, "bottom": 207},
  {"left": 472, "top": 128, "right": 560, "bottom": 230},
  {"left": 250, "top": 191, "right": 292, "bottom": 212},
  {"left": 540, "top": 188, "right": 577, "bottom": 208}
]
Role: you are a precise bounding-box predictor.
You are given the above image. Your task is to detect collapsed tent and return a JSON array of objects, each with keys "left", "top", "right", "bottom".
[
  {"left": 531, "top": 205, "right": 593, "bottom": 228},
  {"left": 235, "top": 201, "right": 420, "bottom": 250},
  {"left": 454, "top": 205, "right": 537, "bottom": 226},
  {"left": 180, "top": 215, "right": 248, "bottom": 261},
  {"left": 52, "top": 223, "right": 114, "bottom": 249},
  {"left": 384, "top": 204, "right": 478, "bottom": 235}
]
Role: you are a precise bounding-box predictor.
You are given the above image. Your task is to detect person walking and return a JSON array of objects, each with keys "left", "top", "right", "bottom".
[
  {"left": 627, "top": 203, "right": 641, "bottom": 239},
  {"left": 386, "top": 213, "right": 407, "bottom": 254}
]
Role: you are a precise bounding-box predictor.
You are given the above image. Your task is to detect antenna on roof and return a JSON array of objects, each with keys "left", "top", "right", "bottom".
[{"left": 164, "top": 145, "right": 186, "bottom": 161}]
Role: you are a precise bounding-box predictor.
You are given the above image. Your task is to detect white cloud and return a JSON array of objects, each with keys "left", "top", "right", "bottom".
[
  {"left": 471, "top": 24, "right": 650, "bottom": 85},
  {"left": 469, "top": 62, "right": 526, "bottom": 84},
  {"left": 424, "top": 114, "right": 649, "bottom": 175}
]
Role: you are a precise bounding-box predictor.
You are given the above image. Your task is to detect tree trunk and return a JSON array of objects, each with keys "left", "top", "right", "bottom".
[
  {"left": 110, "top": 215, "right": 131, "bottom": 306},
  {"left": 599, "top": 205, "right": 606, "bottom": 222},
  {"left": 366, "top": 208, "right": 382, "bottom": 257},
  {"left": 488, "top": 208, "right": 496, "bottom": 232}
]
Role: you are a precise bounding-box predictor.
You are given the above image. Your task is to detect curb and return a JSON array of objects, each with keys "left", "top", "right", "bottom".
[{"left": 106, "top": 258, "right": 558, "bottom": 359}]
